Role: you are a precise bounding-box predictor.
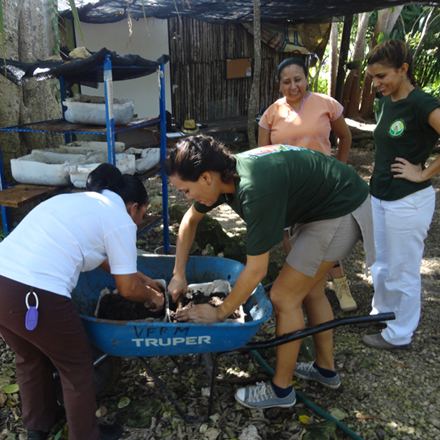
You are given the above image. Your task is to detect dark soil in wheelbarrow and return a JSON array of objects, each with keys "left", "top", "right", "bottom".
[
  {"left": 168, "top": 290, "right": 243, "bottom": 322},
  {"left": 96, "top": 290, "right": 167, "bottom": 321},
  {"left": 96, "top": 289, "right": 242, "bottom": 322}
]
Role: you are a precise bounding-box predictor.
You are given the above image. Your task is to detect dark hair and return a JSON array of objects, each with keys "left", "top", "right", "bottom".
[
  {"left": 276, "top": 57, "right": 308, "bottom": 82},
  {"left": 86, "top": 163, "right": 148, "bottom": 206},
  {"left": 164, "top": 135, "right": 237, "bottom": 183},
  {"left": 367, "top": 39, "right": 416, "bottom": 86}
]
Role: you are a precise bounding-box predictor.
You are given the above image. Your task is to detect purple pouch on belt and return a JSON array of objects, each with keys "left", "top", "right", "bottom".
[{"left": 25, "top": 291, "right": 39, "bottom": 331}]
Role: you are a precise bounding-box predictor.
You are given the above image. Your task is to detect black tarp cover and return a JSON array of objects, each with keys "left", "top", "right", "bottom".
[
  {"left": 61, "top": 0, "right": 440, "bottom": 24},
  {"left": 0, "top": 48, "right": 170, "bottom": 87}
]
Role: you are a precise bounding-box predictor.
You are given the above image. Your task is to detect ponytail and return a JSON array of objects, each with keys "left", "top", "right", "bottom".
[
  {"left": 164, "top": 135, "right": 237, "bottom": 184},
  {"left": 87, "top": 163, "right": 148, "bottom": 206},
  {"left": 367, "top": 39, "right": 416, "bottom": 86}
]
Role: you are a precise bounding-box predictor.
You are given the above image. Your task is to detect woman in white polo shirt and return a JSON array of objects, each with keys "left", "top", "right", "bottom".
[{"left": 0, "top": 163, "right": 164, "bottom": 440}]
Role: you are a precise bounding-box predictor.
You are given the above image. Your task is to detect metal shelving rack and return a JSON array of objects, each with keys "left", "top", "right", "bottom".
[{"left": 0, "top": 55, "right": 169, "bottom": 252}]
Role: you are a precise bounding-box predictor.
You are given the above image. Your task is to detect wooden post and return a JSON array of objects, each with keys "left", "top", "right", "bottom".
[
  {"left": 334, "top": 15, "right": 353, "bottom": 104},
  {"left": 328, "top": 22, "right": 339, "bottom": 98},
  {"left": 247, "top": 0, "right": 261, "bottom": 150}
]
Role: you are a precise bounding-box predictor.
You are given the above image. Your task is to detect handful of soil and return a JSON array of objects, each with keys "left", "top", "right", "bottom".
[
  {"left": 168, "top": 280, "right": 244, "bottom": 323},
  {"left": 96, "top": 285, "right": 166, "bottom": 321}
]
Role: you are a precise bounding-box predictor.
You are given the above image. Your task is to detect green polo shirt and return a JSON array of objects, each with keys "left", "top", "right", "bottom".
[
  {"left": 371, "top": 88, "right": 440, "bottom": 201},
  {"left": 194, "top": 145, "right": 368, "bottom": 256}
]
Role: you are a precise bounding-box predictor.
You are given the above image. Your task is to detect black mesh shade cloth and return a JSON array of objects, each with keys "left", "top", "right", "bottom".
[
  {"left": 60, "top": 0, "right": 440, "bottom": 24},
  {"left": 0, "top": 47, "right": 170, "bottom": 87}
]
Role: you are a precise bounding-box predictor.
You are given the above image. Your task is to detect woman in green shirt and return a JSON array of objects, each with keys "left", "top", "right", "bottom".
[
  {"left": 363, "top": 39, "right": 440, "bottom": 350},
  {"left": 165, "top": 136, "right": 374, "bottom": 409}
]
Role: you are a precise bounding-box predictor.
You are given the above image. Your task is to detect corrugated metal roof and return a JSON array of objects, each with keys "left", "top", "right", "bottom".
[{"left": 61, "top": 0, "right": 440, "bottom": 24}]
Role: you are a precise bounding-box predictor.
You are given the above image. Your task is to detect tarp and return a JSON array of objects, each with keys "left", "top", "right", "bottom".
[
  {"left": 243, "top": 22, "right": 331, "bottom": 58},
  {"left": 60, "top": 0, "right": 440, "bottom": 24},
  {"left": 0, "top": 48, "right": 170, "bottom": 87}
]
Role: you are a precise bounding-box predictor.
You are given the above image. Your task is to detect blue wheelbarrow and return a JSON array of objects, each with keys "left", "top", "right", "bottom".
[{"left": 71, "top": 255, "right": 394, "bottom": 423}]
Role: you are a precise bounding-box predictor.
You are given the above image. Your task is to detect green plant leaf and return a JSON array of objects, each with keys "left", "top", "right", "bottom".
[
  {"left": 2, "top": 368, "right": 14, "bottom": 377},
  {"left": 117, "top": 396, "right": 130, "bottom": 409},
  {"left": 2, "top": 384, "right": 19, "bottom": 394}
]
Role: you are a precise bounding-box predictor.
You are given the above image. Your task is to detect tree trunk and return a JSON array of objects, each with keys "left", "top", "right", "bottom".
[
  {"left": 334, "top": 15, "right": 353, "bottom": 104},
  {"left": 359, "top": 6, "right": 404, "bottom": 118},
  {"left": 344, "top": 12, "right": 370, "bottom": 120},
  {"left": 247, "top": 0, "right": 261, "bottom": 150},
  {"left": 413, "top": 6, "right": 435, "bottom": 61},
  {"left": 328, "top": 22, "right": 338, "bottom": 98},
  {"left": 311, "top": 58, "right": 323, "bottom": 92}
]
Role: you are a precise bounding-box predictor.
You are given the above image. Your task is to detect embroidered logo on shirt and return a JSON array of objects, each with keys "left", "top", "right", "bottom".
[{"left": 389, "top": 119, "right": 405, "bottom": 138}]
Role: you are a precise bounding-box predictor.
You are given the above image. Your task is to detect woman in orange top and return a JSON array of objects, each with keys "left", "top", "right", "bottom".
[{"left": 259, "top": 57, "right": 355, "bottom": 312}]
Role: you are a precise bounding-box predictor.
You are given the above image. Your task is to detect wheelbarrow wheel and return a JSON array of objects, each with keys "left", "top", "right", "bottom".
[
  {"left": 54, "top": 346, "right": 121, "bottom": 402},
  {"left": 92, "top": 346, "right": 122, "bottom": 396}
]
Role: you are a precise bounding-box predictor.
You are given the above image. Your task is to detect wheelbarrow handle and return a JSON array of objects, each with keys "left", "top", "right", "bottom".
[{"left": 240, "top": 312, "right": 395, "bottom": 351}]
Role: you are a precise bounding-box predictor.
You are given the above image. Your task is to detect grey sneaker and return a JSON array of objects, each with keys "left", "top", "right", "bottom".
[
  {"left": 363, "top": 333, "right": 411, "bottom": 350},
  {"left": 235, "top": 381, "right": 296, "bottom": 409},
  {"left": 294, "top": 361, "right": 341, "bottom": 389}
]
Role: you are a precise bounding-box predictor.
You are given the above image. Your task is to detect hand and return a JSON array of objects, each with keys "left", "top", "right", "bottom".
[
  {"left": 146, "top": 278, "right": 165, "bottom": 293},
  {"left": 391, "top": 158, "right": 424, "bottom": 182},
  {"left": 176, "top": 304, "right": 221, "bottom": 323},
  {"left": 145, "top": 289, "right": 165, "bottom": 312},
  {"left": 137, "top": 271, "right": 164, "bottom": 293},
  {"left": 168, "top": 276, "right": 188, "bottom": 303}
]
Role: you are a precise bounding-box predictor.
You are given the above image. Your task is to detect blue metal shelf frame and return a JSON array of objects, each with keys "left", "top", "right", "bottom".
[{"left": 0, "top": 56, "right": 170, "bottom": 252}]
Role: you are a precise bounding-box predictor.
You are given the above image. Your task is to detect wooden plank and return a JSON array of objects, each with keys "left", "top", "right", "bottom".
[
  {"left": 0, "top": 184, "right": 68, "bottom": 208},
  {"left": 12, "top": 118, "right": 160, "bottom": 134},
  {"left": 136, "top": 164, "right": 162, "bottom": 181},
  {"left": 137, "top": 214, "right": 162, "bottom": 235}
]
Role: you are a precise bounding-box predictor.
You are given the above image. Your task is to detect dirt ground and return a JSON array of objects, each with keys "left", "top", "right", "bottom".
[{"left": 1, "top": 140, "right": 440, "bottom": 440}]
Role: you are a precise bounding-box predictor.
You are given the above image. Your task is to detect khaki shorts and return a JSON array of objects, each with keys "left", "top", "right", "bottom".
[{"left": 286, "top": 197, "right": 373, "bottom": 278}]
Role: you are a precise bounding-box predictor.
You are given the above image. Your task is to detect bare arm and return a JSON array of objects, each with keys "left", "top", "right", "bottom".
[
  {"left": 331, "top": 114, "right": 352, "bottom": 163},
  {"left": 391, "top": 108, "right": 440, "bottom": 182},
  {"left": 99, "top": 259, "right": 111, "bottom": 273},
  {"left": 168, "top": 204, "right": 206, "bottom": 301},
  {"left": 258, "top": 126, "right": 271, "bottom": 147},
  {"left": 176, "top": 252, "right": 269, "bottom": 323},
  {"left": 113, "top": 273, "right": 164, "bottom": 311},
  {"left": 99, "top": 260, "right": 164, "bottom": 309}
]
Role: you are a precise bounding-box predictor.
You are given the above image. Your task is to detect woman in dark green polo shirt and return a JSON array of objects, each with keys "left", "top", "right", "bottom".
[
  {"left": 164, "top": 136, "right": 374, "bottom": 409},
  {"left": 363, "top": 40, "right": 440, "bottom": 351}
]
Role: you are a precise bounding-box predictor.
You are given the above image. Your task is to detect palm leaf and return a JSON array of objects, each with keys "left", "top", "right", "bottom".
[{"left": 68, "top": 0, "right": 85, "bottom": 45}]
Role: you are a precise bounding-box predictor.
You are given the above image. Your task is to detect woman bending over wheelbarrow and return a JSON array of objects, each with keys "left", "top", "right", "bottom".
[
  {"left": 165, "top": 136, "right": 375, "bottom": 409},
  {"left": 0, "top": 164, "right": 164, "bottom": 440}
]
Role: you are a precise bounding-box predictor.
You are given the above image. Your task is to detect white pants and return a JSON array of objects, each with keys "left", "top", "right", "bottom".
[{"left": 370, "top": 187, "right": 435, "bottom": 345}]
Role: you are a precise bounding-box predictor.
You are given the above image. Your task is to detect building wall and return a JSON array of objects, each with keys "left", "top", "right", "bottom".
[
  {"left": 76, "top": 18, "right": 171, "bottom": 119},
  {"left": 168, "top": 17, "right": 300, "bottom": 124}
]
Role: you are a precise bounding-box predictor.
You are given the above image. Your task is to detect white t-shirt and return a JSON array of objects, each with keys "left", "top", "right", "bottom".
[{"left": 0, "top": 190, "right": 137, "bottom": 298}]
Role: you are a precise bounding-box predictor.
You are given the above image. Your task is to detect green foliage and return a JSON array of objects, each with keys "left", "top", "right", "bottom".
[
  {"left": 391, "top": 6, "right": 440, "bottom": 91},
  {"left": 48, "top": 0, "right": 61, "bottom": 55},
  {"left": 423, "top": 82, "right": 440, "bottom": 99}
]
